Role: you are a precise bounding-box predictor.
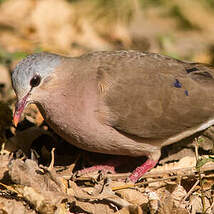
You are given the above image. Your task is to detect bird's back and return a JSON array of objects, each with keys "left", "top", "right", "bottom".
[{"left": 81, "top": 50, "right": 214, "bottom": 143}]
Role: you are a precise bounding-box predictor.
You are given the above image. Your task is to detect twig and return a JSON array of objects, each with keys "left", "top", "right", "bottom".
[
  {"left": 111, "top": 175, "right": 182, "bottom": 191},
  {"left": 0, "top": 181, "right": 19, "bottom": 195},
  {"left": 70, "top": 153, "right": 81, "bottom": 173},
  {"left": 181, "top": 179, "right": 200, "bottom": 203},
  {"left": 205, "top": 201, "right": 214, "bottom": 213},
  {"left": 195, "top": 138, "right": 206, "bottom": 214},
  {"left": 48, "top": 147, "right": 55, "bottom": 170}
]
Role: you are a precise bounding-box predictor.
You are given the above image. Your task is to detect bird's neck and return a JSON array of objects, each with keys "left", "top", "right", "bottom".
[{"left": 36, "top": 66, "right": 99, "bottom": 142}]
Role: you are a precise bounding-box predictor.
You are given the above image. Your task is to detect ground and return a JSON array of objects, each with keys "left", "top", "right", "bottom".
[{"left": 0, "top": 0, "right": 214, "bottom": 213}]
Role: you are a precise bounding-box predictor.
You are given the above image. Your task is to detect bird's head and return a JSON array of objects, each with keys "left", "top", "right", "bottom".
[{"left": 11, "top": 52, "right": 62, "bottom": 126}]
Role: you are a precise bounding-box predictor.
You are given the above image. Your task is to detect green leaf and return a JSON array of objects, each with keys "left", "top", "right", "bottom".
[{"left": 196, "top": 157, "right": 210, "bottom": 170}]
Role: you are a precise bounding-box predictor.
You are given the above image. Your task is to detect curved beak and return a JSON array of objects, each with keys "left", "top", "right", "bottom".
[{"left": 13, "top": 93, "right": 30, "bottom": 127}]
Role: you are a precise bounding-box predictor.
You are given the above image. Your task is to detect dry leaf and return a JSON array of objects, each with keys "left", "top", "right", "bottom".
[
  {"left": 115, "top": 205, "right": 143, "bottom": 214},
  {"left": 0, "top": 197, "right": 36, "bottom": 214},
  {"left": 116, "top": 189, "right": 148, "bottom": 206},
  {"left": 153, "top": 156, "right": 196, "bottom": 173},
  {"left": 171, "top": 185, "right": 187, "bottom": 208},
  {"left": 6, "top": 127, "right": 51, "bottom": 154},
  {"left": 0, "top": 65, "right": 11, "bottom": 93},
  {"left": 75, "top": 200, "right": 115, "bottom": 214},
  {"left": 15, "top": 186, "right": 68, "bottom": 214},
  {"left": 0, "top": 153, "right": 12, "bottom": 180},
  {"left": 8, "top": 159, "right": 65, "bottom": 193},
  {"left": 189, "top": 194, "right": 211, "bottom": 214},
  {"left": 31, "top": 0, "right": 75, "bottom": 51}
]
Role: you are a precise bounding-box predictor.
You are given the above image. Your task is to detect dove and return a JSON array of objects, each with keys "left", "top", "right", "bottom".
[{"left": 11, "top": 50, "right": 214, "bottom": 182}]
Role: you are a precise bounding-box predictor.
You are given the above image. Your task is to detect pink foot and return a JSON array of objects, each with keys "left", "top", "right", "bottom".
[
  {"left": 129, "top": 159, "right": 158, "bottom": 182},
  {"left": 76, "top": 158, "right": 124, "bottom": 176},
  {"left": 77, "top": 164, "right": 116, "bottom": 175}
]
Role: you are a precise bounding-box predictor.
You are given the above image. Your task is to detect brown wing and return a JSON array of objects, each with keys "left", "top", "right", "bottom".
[{"left": 96, "top": 51, "right": 214, "bottom": 139}]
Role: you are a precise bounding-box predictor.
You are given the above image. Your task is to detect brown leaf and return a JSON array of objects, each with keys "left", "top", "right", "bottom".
[
  {"left": 15, "top": 186, "right": 63, "bottom": 214},
  {"left": 171, "top": 185, "right": 187, "bottom": 208},
  {"left": 75, "top": 200, "right": 115, "bottom": 214},
  {"left": 0, "top": 154, "right": 12, "bottom": 181},
  {"left": 116, "top": 189, "right": 148, "bottom": 206},
  {"left": 9, "top": 159, "right": 65, "bottom": 192},
  {"left": 6, "top": 127, "right": 51, "bottom": 154},
  {"left": 115, "top": 205, "right": 143, "bottom": 214},
  {"left": 0, "top": 197, "right": 36, "bottom": 214}
]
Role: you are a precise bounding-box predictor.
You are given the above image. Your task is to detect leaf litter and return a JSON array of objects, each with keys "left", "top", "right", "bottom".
[{"left": 0, "top": 107, "right": 213, "bottom": 213}]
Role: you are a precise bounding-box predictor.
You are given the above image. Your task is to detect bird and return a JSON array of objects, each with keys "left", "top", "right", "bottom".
[{"left": 11, "top": 50, "right": 214, "bottom": 182}]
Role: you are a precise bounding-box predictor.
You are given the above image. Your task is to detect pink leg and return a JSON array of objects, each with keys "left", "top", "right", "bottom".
[
  {"left": 77, "top": 159, "right": 124, "bottom": 176},
  {"left": 77, "top": 164, "right": 116, "bottom": 175},
  {"left": 129, "top": 159, "right": 158, "bottom": 182}
]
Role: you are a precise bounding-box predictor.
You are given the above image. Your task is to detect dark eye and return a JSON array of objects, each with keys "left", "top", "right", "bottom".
[{"left": 30, "top": 74, "right": 41, "bottom": 87}]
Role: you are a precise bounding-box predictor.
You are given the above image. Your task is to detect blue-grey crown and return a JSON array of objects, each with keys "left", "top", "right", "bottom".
[{"left": 12, "top": 52, "right": 62, "bottom": 98}]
